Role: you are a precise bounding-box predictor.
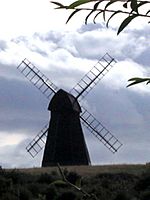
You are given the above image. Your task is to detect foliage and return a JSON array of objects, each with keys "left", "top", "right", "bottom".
[
  {"left": 1, "top": 193, "right": 18, "bottom": 200},
  {"left": 57, "top": 164, "right": 98, "bottom": 199},
  {"left": 140, "top": 190, "right": 150, "bottom": 200},
  {"left": 127, "top": 77, "right": 150, "bottom": 87},
  {"left": 1, "top": 166, "right": 150, "bottom": 200},
  {"left": 18, "top": 186, "right": 32, "bottom": 200},
  {"left": 45, "top": 185, "right": 58, "bottom": 200},
  {"left": 135, "top": 173, "right": 150, "bottom": 191},
  {"left": 37, "top": 172, "right": 56, "bottom": 184},
  {"left": 51, "top": 1, "right": 150, "bottom": 88},
  {"left": 64, "top": 170, "right": 81, "bottom": 185},
  {"left": 113, "top": 192, "right": 131, "bottom": 200},
  {"left": 51, "top": 0, "right": 150, "bottom": 35},
  {"left": 57, "top": 190, "right": 78, "bottom": 200}
]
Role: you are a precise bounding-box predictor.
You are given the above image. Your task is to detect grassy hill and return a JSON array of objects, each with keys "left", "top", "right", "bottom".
[
  {"left": 16, "top": 163, "right": 150, "bottom": 176},
  {"left": 2, "top": 164, "right": 150, "bottom": 200}
]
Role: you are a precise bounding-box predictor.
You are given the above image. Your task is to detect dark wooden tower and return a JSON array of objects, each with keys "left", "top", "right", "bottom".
[
  {"left": 42, "top": 89, "right": 90, "bottom": 166},
  {"left": 17, "top": 53, "right": 123, "bottom": 167}
]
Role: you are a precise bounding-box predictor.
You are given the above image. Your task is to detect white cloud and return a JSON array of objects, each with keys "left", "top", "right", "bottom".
[
  {"left": 0, "top": 0, "right": 149, "bottom": 168},
  {"left": 103, "top": 59, "right": 150, "bottom": 93},
  {"left": 0, "top": 0, "right": 82, "bottom": 40},
  {"left": 0, "top": 132, "right": 27, "bottom": 147}
]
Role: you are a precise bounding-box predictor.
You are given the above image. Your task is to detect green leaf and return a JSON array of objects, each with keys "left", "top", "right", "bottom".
[
  {"left": 146, "top": 80, "right": 150, "bottom": 84},
  {"left": 123, "top": 0, "right": 131, "bottom": 8},
  {"left": 128, "top": 77, "right": 142, "bottom": 81},
  {"left": 127, "top": 81, "right": 141, "bottom": 87},
  {"left": 123, "top": 2, "right": 128, "bottom": 8},
  {"left": 127, "top": 77, "right": 150, "bottom": 87},
  {"left": 103, "top": 0, "right": 119, "bottom": 21},
  {"left": 51, "top": 1, "right": 65, "bottom": 8},
  {"left": 130, "top": 0, "right": 138, "bottom": 13},
  {"left": 50, "top": 180, "right": 67, "bottom": 186},
  {"left": 146, "top": 10, "right": 150, "bottom": 15},
  {"left": 75, "top": 177, "right": 82, "bottom": 188},
  {"left": 117, "top": 14, "right": 138, "bottom": 35},
  {"left": 93, "top": 11, "right": 103, "bottom": 23},
  {"left": 104, "top": 0, "right": 119, "bottom": 11},
  {"left": 66, "top": 9, "right": 81, "bottom": 23},
  {"left": 68, "top": 0, "right": 91, "bottom": 9},
  {"left": 106, "top": 10, "right": 122, "bottom": 28},
  {"left": 93, "top": 0, "right": 104, "bottom": 10},
  {"left": 85, "top": 10, "right": 95, "bottom": 24}
]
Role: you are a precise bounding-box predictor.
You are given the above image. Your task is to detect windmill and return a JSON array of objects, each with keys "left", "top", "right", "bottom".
[{"left": 17, "top": 53, "right": 122, "bottom": 167}]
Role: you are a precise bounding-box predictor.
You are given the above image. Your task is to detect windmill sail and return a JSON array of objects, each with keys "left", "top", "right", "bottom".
[
  {"left": 70, "top": 53, "right": 116, "bottom": 101},
  {"left": 26, "top": 124, "right": 48, "bottom": 158},
  {"left": 80, "top": 106, "right": 122, "bottom": 153},
  {"left": 17, "top": 58, "right": 58, "bottom": 99}
]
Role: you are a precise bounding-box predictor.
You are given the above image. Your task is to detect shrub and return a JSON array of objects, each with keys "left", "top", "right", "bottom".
[
  {"left": 114, "top": 192, "right": 131, "bottom": 200},
  {"left": 19, "top": 186, "right": 32, "bottom": 200},
  {"left": 4, "top": 170, "right": 21, "bottom": 185},
  {"left": 27, "top": 183, "right": 42, "bottom": 197},
  {"left": 135, "top": 174, "right": 150, "bottom": 191},
  {"left": 45, "top": 185, "right": 58, "bottom": 200},
  {"left": 4, "top": 170, "right": 35, "bottom": 185},
  {"left": 140, "top": 190, "right": 150, "bottom": 200},
  {"left": 1, "top": 193, "right": 18, "bottom": 200},
  {"left": 66, "top": 171, "right": 81, "bottom": 185},
  {"left": 0, "top": 176, "right": 12, "bottom": 195},
  {"left": 37, "top": 173, "right": 55, "bottom": 184},
  {"left": 57, "top": 190, "right": 77, "bottom": 200}
]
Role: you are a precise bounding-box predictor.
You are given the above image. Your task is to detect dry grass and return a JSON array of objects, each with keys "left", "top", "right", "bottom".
[{"left": 13, "top": 163, "right": 150, "bottom": 176}]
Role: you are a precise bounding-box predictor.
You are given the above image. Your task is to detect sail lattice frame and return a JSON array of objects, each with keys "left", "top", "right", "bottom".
[
  {"left": 70, "top": 53, "right": 116, "bottom": 101},
  {"left": 26, "top": 124, "right": 48, "bottom": 158},
  {"left": 80, "top": 106, "right": 122, "bottom": 153},
  {"left": 17, "top": 58, "right": 58, "bottom": 100}
]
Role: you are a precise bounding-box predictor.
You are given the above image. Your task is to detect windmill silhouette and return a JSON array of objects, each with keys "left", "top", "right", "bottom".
[{"left": 17, "top": 53, "right": 122, "bottom": 167}]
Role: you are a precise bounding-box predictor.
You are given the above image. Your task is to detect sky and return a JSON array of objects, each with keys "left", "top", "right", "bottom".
[{"left": 0, "top": 0, "right": 150, "bottom": 168}]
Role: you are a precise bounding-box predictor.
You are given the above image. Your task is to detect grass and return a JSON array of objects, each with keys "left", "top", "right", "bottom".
[
  {"left": 3, "top": 163, "right": 150, "bottom": 200},
  {"left": 13, "top": 163, "right": 150, "bottom": 176}
]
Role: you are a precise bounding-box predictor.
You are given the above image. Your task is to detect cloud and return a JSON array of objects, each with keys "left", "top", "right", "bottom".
[
  {"left": 7, "top": 23, "right": 149, "bottom": 71},
  {"left": 0, "top": 139, "right": 43, "bottom": 168},
  {"left": 0, "top": 40, "right": 7, "bottom": 51},
  {"left": 103, "top": 59, "right": 150, "bottom": 93},
  {"left": 0, "top": 72, "right": 48, "bottom": 134},
  {"left": 0, "top": 13, "right": 149, "bottom": 168}
]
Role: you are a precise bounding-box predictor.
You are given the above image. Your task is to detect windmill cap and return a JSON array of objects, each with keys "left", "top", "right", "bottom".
[{"left": 48, "top": 89, "right": 81, "bottom": 113}]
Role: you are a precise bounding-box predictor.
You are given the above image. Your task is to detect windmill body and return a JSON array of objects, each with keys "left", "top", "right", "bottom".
[
  {"left": 17, "top": 53, "right": 123, "bottom": 167},
  {"left": 42, "top": 89, "right": 90, "bottom": 166}
]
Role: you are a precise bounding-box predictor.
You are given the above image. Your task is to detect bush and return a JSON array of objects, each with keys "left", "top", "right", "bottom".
[
  {"left": 1, "top": 193, "right": 18, "bottom": 200},
  {"left": 0, "top": 176, "right": 12, "bottom": 195},
  {"left": 45, "top": 185, "right": 58, "bottom": 200},
  {"left": 66, "top": 171, "right": 81, "bottom": 185},
  {"left": 135, "top": 174, "right": 150, "bottom": 191},
  {"left": 28, "top": 183, "right": 42, "bottom": 198},
  {"left": 140, "top": 190, "right": 150, "bottom": 200},
  {"left": 37, "top": 173, "right": 55, "bottom": 184},
  {"left": 19, "top": 186, "right": 32, "bottom": 200},
  {"left": 57, "top": 191, "right": 77, "bottom": 200},
  {"left": 4, "top": 170, "right": 21, "bottom": 184},
  {"left": 114, "top": 192, "right": 131, "bottom": 200}
]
